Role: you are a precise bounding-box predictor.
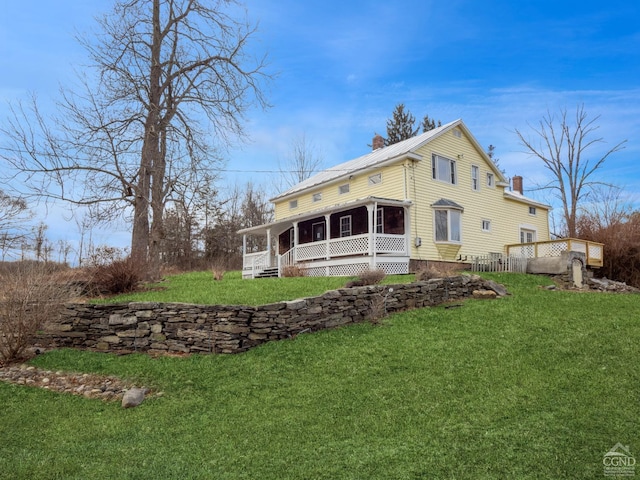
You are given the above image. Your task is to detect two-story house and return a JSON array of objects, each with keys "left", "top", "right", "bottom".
[{"left": 240, "top": 119, "right": 551, "bottom": 278}]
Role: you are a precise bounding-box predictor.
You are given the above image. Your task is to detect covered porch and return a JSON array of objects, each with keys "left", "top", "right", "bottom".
[{"left": 240, "top": 197, "right": 412, "bottom": 278}]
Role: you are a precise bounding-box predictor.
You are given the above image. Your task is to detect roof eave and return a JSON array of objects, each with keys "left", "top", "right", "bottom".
[{"left": 270, "top": 152, "right": 422, "bottom": 203}]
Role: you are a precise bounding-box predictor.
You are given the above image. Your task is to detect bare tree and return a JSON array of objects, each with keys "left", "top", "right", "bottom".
[
  {"left": 1, "top": 0, "right": 270, "bottom": 279},
  {"left": 515, "top": 105, "right": 626, "bottom": 237},
  {"left": 278, "top": 133, "right": 324, "bottom": 189},
  {"left": 0, "top": 190, "right": 32, "bottom": 259},
  {"left": 576, "top": 185, "right": 640, "bottom": 286}
]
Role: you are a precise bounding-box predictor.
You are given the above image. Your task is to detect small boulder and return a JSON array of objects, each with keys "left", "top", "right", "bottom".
[
  {"left": 472, "top": 289, "right": 497, "bottom": 300},
  {"left": 121, "top": 388, "right": 147, "bottom": 408},
  {"left": 482, "top": 279, "right": 509, "bottom": 297}
]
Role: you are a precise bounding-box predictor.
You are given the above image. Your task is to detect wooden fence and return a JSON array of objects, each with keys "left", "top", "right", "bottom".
[{"left": 470, "top": 254, "right": 528, "bottom": 273}]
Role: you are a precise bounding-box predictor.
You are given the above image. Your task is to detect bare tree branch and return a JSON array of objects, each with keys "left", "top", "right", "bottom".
[{"left": 514, "top": 105, "right": 626, "bottom": 236}]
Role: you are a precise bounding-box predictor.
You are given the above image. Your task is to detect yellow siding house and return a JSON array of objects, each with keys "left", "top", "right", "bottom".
[{"left": 240, "top": 119, "right": 551, "bottom": 278}]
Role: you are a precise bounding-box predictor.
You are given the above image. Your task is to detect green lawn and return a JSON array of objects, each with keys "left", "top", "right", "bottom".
[
  {"left": 1, "top": 273, "right": 639, "bottom": 479},
  {"left": 95, "top": 270, "right": 415, "bottom": 305}
]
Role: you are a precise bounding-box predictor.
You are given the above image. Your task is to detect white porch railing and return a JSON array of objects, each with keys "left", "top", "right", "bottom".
[
  {"left": 243, "top": 233, "right": 408, "bottom": 278},
  {"left": 375, "top": 234, "right": 407, "bottom": 254},
  {"left": 506, "top": 238, "right": 604, "bottom": 268},
  {"left": 242, "top": 251, "right": 271, "bottom": 279}
]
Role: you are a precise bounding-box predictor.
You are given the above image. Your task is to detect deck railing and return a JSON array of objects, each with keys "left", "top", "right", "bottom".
[
  {"left": 506, "top": 238, "right": 604, "bottom": 267},
  {"left": 242, "top": 233, "right": 408, "bottom": 278}
]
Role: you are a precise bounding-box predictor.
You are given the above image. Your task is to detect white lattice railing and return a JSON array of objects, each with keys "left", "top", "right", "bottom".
[
  {"left": 375, "top": 234, "right": 406, "bottom": 254},
  {"left": 271, "top": 234, "right": 408, "bottom": 272},
  {"left": 506, "top": 238, "right": 604, "bottom": 267},
  {"left": 329, "top": 234, "right": 370, "bottom": 257},
  {"left": 242, "top": 250, "right": 271, "bottom": 278},
  {"left": 296, "top": 241, "right": 328, "bottom": 261}
]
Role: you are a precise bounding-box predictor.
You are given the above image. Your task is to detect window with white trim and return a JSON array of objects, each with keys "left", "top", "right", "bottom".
[
  {"left": 340, "top": 215, "right": 352, "bottom": 237},
  {"left": 482, "top": 219, "right": 491, "bottom": 232},
  {"left": 368, "top": 173, "right": 382, "bottom": 186},
  {"left": 434, "top": 209, "right": 461, "bottom": 242},
  {"left": 338, "top": 184, "right": 350, "bottom": 195},
  {"left": 520, "top": 228, "right": 536, "bottom": 243},
  {"left": 312, "top": 192, "right": 322, "bottom": 202},
  {"left": 471, "top": 165, "right": 479, "bottom": 191},
  {"left": 432, "top": 154, "right": 457, "bottom": 184},
  {"left": 486, "top": 172, "right": 494, "bottom": 188},
  {"left": 529, "top": 206, "right": 537, "bottom": 215},
  {"left": 376, "top": 208, "right": 384, "bottom": 234},
  {"left": 289, "top": 199, "right": 298, "bottom": 209}
]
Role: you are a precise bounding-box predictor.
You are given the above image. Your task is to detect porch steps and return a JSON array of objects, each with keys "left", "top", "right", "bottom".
[{"left": 255, "top": 267, "right": 280, "bottom": 278}]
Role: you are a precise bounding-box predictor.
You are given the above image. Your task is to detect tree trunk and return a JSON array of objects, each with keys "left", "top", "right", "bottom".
[{"left": 136, "top": 0, "right": 163, "bottom": 280}]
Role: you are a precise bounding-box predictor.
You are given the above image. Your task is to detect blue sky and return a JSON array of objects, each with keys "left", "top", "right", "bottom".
[{"left": 0, "top": 0, "right": 639, "bottom": 255}]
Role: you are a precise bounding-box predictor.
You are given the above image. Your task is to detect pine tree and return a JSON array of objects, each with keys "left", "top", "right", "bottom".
[
  {"left": 381, "top": 104, "right": 442, "bottom": 146},
  {"left": 385, "top": 104, "right": 418, "bottom": 146},
  {"left": 421, "top": 115, "right": 442, "bottom": 132}
]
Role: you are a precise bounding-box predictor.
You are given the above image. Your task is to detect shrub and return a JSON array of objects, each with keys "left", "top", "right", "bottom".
[
  {"left": 416, "top": 263, "right": 461, "bottom": 281},
  {"left": 89, "top": 257, "right": 142, "bottom": 295},
  {"left": 359, "top": 268, "right": 387, "bottom": 285},
  {"left": 282, "top": 265, "right": 306, "bottom": 277},
  {"left": 211, "top": 264, "right": 226, "bottom": 281},
  {"left": 0, "top": 263, "right": 69, "bottom": 364}
]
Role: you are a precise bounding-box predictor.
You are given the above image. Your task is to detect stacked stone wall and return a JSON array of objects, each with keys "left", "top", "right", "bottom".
[{"left": 42, "top": 275, "right": 502, "bottom": 355}]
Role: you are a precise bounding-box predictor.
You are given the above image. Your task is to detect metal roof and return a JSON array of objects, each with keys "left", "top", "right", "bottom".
[{"left": 271, "top": 119, "right": 464, "bottom": 201}]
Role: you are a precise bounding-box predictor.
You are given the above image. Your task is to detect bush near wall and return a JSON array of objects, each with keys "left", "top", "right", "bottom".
[{"left": 40, "top": 275, "right": 506, "bottom": 355}]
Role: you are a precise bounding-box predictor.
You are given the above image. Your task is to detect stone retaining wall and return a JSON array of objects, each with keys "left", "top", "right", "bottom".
[{"left": 42, "top": 275, "right": 503, "bottom": 355}]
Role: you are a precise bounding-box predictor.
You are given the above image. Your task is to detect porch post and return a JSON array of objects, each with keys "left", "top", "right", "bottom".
[
  {"left": 367, "top": 203, "right": 375, "bottom": 269},
  {"left": 404, "top": 205, "right": 411, "bottom": 256},
  {"left": 242, "top": 234, "right": 248, "bottom": 277},
  {"left": 324, "top": 214, "right": 331, "bottom": 260},
  {"left": 292, "top": 221, "right": 298, "bottom": 263},
  {"left": 266, "top": 228, "right": 272, "bottom": 267}
]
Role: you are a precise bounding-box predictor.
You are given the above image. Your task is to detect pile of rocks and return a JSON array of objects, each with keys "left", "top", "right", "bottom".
[
  {"left": 0, "top": 364, "right": 153, "bottom": 404},
  {"left": 587, "top": 277, "right": 640, "bottom": 293}
]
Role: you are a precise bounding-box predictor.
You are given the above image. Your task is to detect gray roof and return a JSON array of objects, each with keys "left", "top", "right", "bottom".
[
  {"left": 431, "top": 198, "right": 464, "bottom": 210},
  {"left": 271, "top": 119, "right": 466, "bottom": 201}
]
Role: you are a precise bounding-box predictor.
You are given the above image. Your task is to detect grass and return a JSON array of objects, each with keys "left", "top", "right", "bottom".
[
  {"left": 94, "top": 270, "right": 415, "bottom": 305},
  {"left": 1, "top": 272, "right": 639, "bottom": 479}
]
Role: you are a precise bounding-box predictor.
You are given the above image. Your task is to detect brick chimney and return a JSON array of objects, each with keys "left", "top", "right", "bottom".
[
  {"left": 372, "top": 133, "right": 384, "bottom": 150},
  {"left": 512, "top": 175, "right": 523, "bottom": 195}
]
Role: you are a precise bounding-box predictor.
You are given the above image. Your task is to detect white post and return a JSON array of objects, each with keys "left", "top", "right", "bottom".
[
  {"left": 242, "top": 234, "right": 249, "bottom": 278},
  {"left": 292, "top": 221, "right": 298, "bottom": 264},
  {"left": 367, "top": 203, "right": 375, "bottom": 269},
  {"left": 325, "top": 214, "right": 331, "bottom": 260},
  {"left": 266, "top": 228, "right": 272, "bottom": 267},
  {"left": 404, "top": 205, "right": 411, "bottom": 256}
]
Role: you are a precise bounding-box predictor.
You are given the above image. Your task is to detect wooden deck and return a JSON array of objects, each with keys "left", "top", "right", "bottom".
[{"left": 505, "top": 238, "right": 604, "bottom": 268}]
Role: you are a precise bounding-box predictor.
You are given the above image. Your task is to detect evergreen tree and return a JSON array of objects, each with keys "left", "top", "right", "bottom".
[
  {"left": 382, "top": 104, "right": 442, "bottom": 146},
  {"left": 385, "top": 104, "right": 418, "bottom": 146},
  {"left": 421, "top": 115, "right": 441, "bottom": 132}
]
